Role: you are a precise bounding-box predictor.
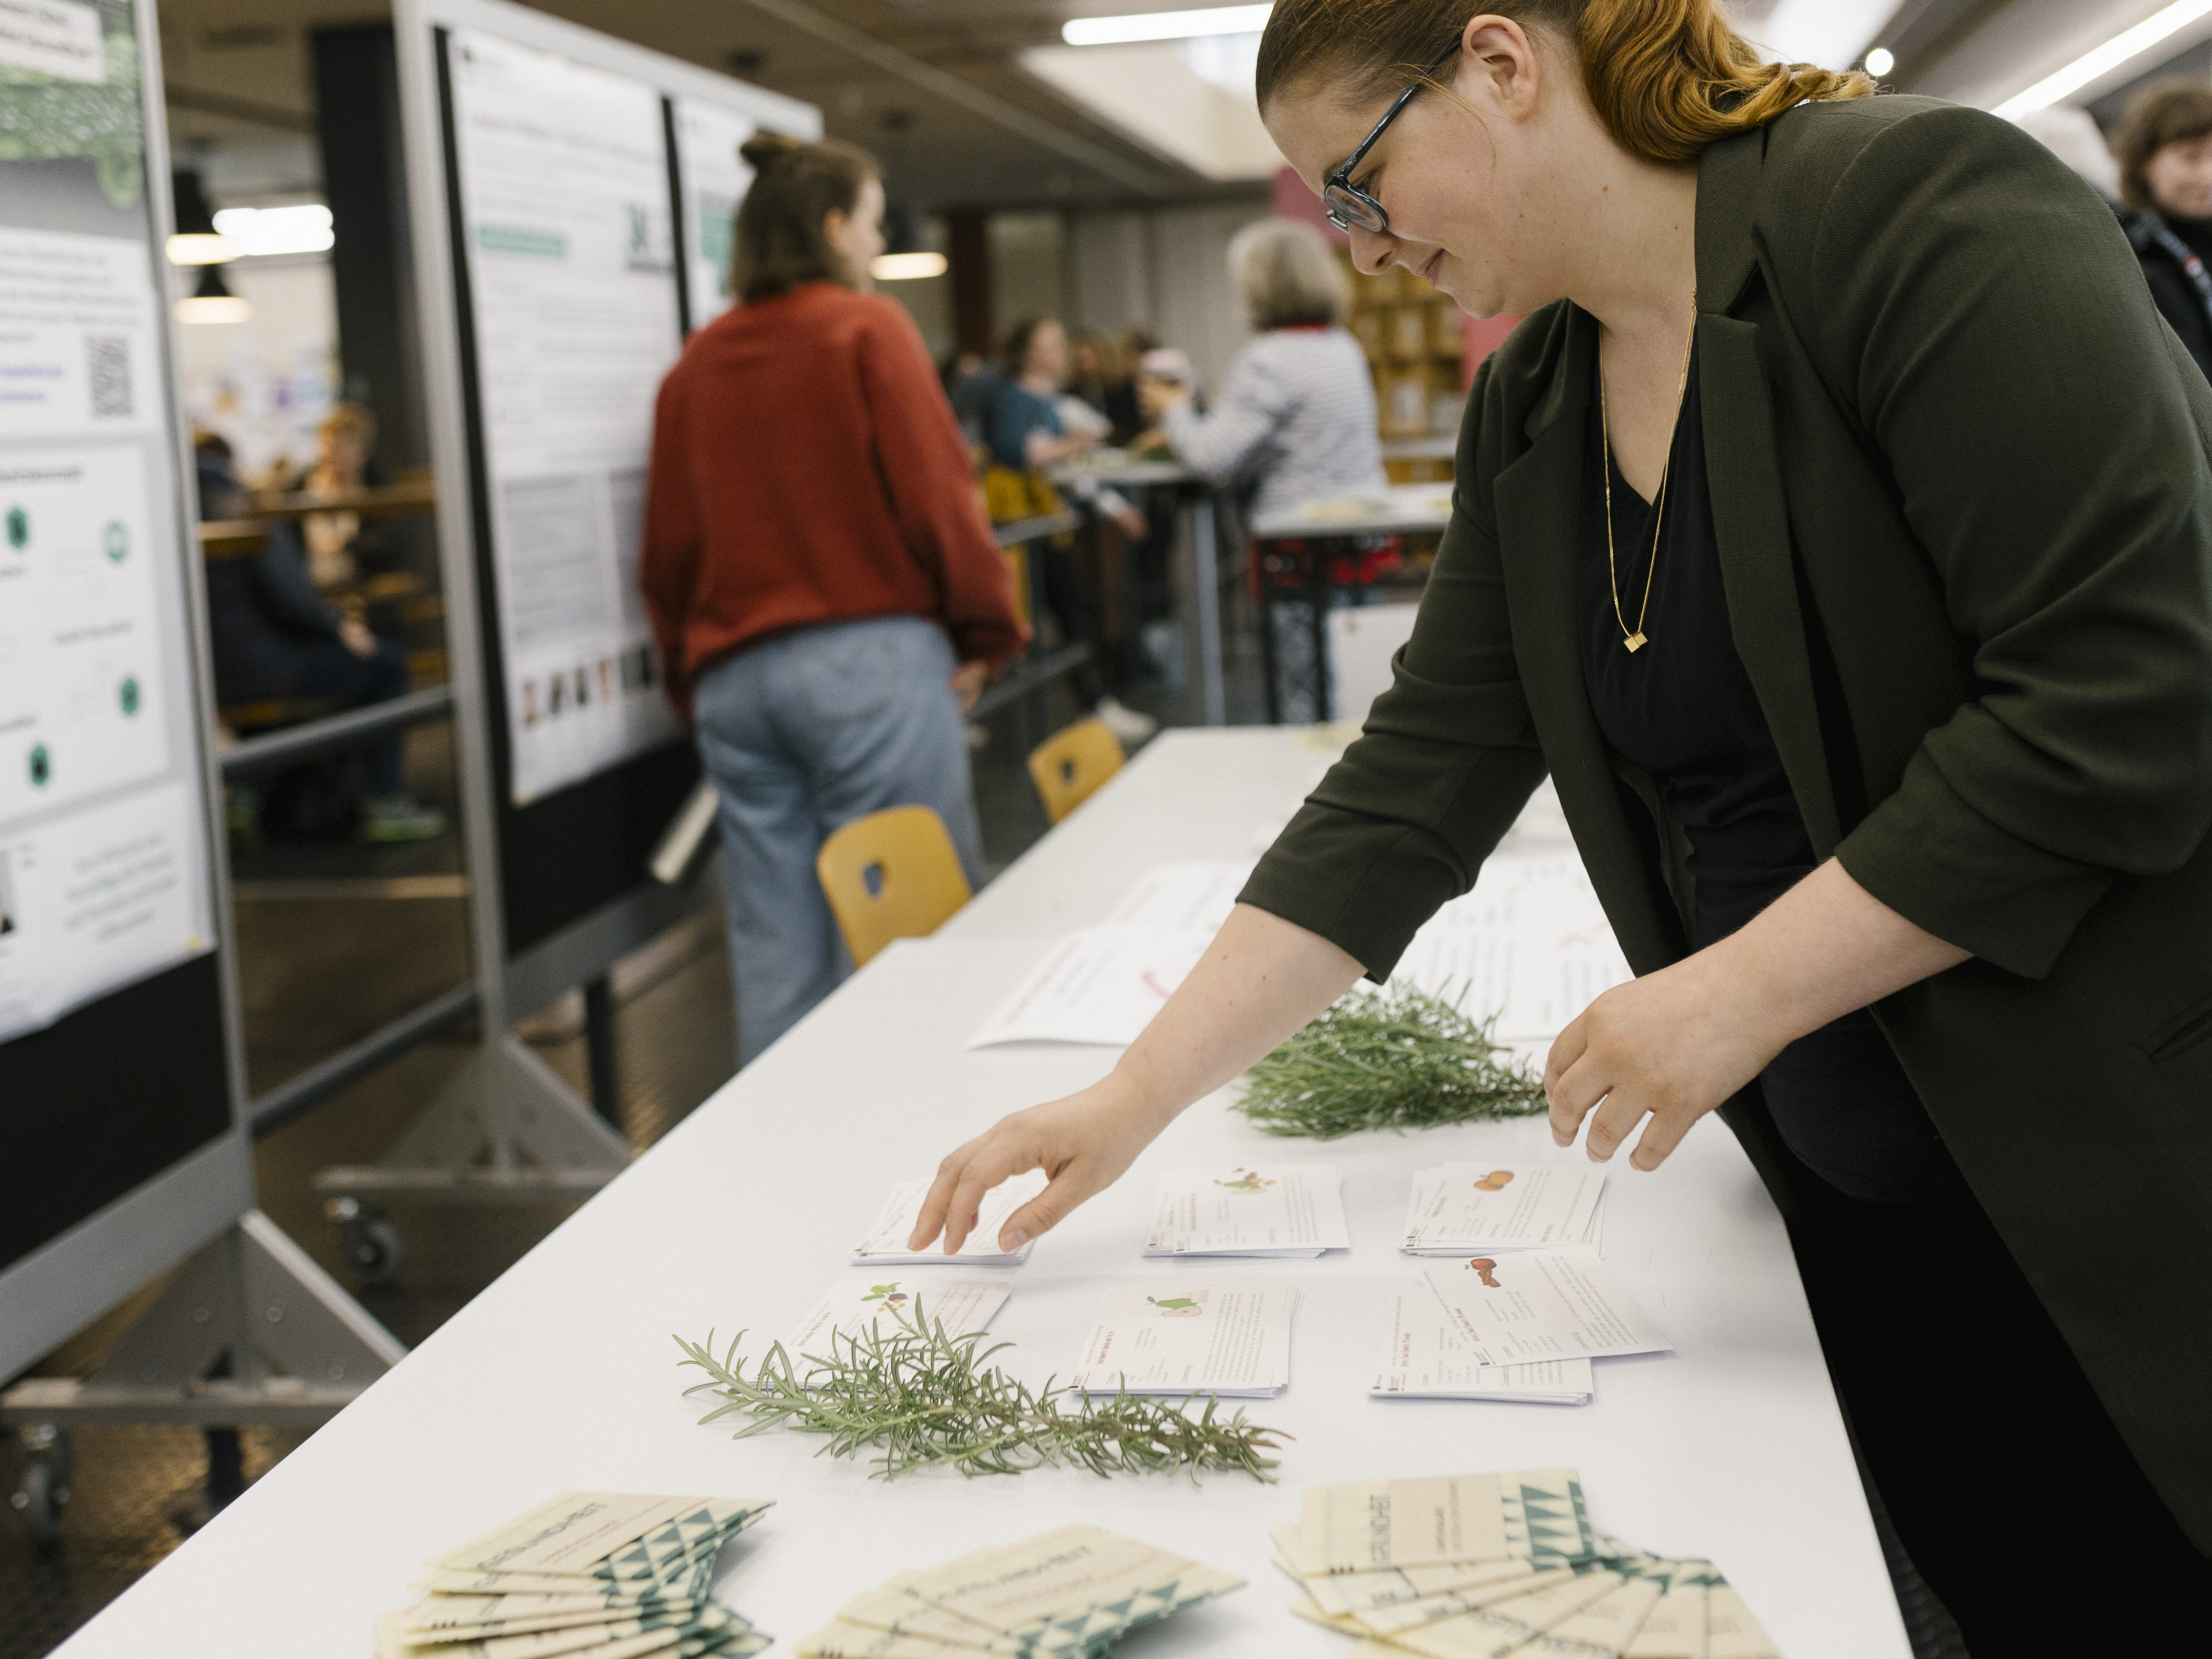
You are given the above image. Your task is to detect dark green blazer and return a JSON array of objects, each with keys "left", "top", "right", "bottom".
[{"left": 1243, "top": 95, "right": 2212, "bottom": 1548}]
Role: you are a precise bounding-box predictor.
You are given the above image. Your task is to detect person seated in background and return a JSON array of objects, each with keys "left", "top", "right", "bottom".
[
  {"left": 1139, "top": 217, "right": 1387, "bottom": 519},
  {"left": 196, "top": 432, "right": 445, "bottom": 842},
  {"left": 299, "top": 402, "right": 394, "bottom": 589},
  {"left": 2116, "top": 81, "right": 2212, "bottom": 384},
  {"left": 985, "top": 317, "right": 1156, "bottom": 746}
]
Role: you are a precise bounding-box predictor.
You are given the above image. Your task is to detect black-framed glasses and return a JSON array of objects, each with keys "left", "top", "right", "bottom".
[{"left": 1322, "top": 45, "right": 1459, "bottom": 235}]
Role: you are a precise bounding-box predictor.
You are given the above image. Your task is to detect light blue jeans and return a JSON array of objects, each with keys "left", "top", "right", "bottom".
[{"left": 692, "top": 615, "right": 983, "bottom": 1065}]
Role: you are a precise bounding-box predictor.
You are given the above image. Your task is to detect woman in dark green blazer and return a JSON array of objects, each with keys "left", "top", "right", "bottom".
[{"left": 911, "top": 1, "right": 2212, "bottom": 1643}]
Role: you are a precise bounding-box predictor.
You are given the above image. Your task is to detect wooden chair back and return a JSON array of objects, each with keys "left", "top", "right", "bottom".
[
  {"left": 1027, "top": 716, "right": 1125, "bottom": 825},
  {"left": 815, "top": 805, "right": 973, "bottom": 969}
]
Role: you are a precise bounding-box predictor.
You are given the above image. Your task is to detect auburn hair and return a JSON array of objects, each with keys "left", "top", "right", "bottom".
[
  {"left": 2114, "top": 81, "right": 2212, "bottom": 214},
  {"left": 731, "top": 131, "right": 880, "bottom": 302},
  {"left": 1255, "top": 0, "right": 1876, "bottom": 168}
]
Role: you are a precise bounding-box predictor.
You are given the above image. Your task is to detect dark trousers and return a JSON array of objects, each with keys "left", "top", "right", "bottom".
[
  {"left": 289, "top": 638, "right": 410, "bottom": 795},
  {"left": 1037, "top": 542, "right": 1103, "bottom": 708},
  {"left": 1749, "top": 1108, "right": 2211, "bottom": 1652}
]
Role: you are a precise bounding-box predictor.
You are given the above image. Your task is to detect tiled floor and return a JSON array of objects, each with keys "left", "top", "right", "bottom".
[{"left": 0, "top": 588, "right": 1964, "bottom": 1657}]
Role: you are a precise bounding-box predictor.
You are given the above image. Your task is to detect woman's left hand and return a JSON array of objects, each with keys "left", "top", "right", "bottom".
[
  {"left": 1136, "top": 377, "right": 1192, "bottom": 419},
  {"left": 1543, "top": 952, "right": 1791, "bottom": 1171}
]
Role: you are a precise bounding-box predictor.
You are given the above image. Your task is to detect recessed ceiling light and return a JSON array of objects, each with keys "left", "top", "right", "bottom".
[
  {"left": 176, "top": 264, "right": 251, "bottom": 324},
  {"left": 1994, "top": 0, "right": 2212, "bottom": 119},
  {"left": 166, "top": 232, "right": 235, "bottom": 266},
  {"left": 1062, "top": 5, "right": 1272, "bottom": 47},
  {"left": 211, "top": 204, "right": 334, "bottom": 258},
  {"left": 871, "top": 251, "right": 948, "bottom": 281},
  {"left": 1864, "top": 47, "right": 1894, "bottom": 78}
]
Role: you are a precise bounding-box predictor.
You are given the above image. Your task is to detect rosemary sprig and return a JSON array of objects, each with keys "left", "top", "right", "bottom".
[
  {"left": 675, "top": 1302, "right": 1285, "bottom": 1482},
  {"left": 1233, "top": 981, "right": 1547, "bottom": 1139}
]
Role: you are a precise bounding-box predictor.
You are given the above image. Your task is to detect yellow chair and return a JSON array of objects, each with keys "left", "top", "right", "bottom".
[
  {"left": 816, "top": 805, "right": 973, "bottom": 969},
  {"left": 1027, "top": 717, "right": 1125, "bottom": 825}
]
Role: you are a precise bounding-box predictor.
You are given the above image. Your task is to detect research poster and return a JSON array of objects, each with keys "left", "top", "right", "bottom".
[
  {"left": 446, "top": 28, "right": 685, "bottom": 805},
  {"left": 671, "top": 95, "right": 754, "bottom": 330},
  {"left": 0, "top": 0, "right": 218, "bottom": 1043}
]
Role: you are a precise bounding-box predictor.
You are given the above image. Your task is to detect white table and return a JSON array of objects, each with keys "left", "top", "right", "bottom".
[
  {"left": 56, "top": 731, "right": 1909, "bottom": 1659},
  {"left": 1248, "top": 483, "right": 1455, "bottom": 544}
]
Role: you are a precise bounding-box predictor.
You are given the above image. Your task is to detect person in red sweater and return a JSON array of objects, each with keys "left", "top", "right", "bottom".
[{"left": 642, "top": 131, "right": 1026, "bottom": 1064}]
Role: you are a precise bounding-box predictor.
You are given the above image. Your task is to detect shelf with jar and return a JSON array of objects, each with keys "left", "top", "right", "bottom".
[{"left": 1341, "top": 252, "right": 1465, "bottom": 483}]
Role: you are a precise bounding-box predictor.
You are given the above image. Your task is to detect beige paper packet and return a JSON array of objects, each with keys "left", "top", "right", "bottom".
[
  {"left": 795, "top": 1618, "right": 1005, "bottom": 1658},
  {"left": 1700, "top": 1581, "right": 1779, "bottom": 1659},
  {"left": 905, "top": 1525, "right": 1242, "bottom": 1653},
  {"left": 1297, "top": 1470, "right": 1590, "bottom": 1575},
  {"left": 1511, "top": 1576, "right": 1668, "bottom": 1658},
  {"left": 1620, "top": 1577, "right": 1707, "bottom": 1659},
  {"left": 414, "top": 1601, "right": 726, "bottom": 1659},
  {"left": 427, "top": 1494, "right": 771, "bottom": 1586},
  {"left": 1380, "top": 1570, "right": 1626, "bottom": 1659},
  {"left": 837, "top": 1579, "right": 1024, "bottom": 1655},
  {"left": 379, "top": 1613, "right": 680, "bottom": 1659},
  {"left": 1352, "top": 1567, "right": 1579, "bottom": 1635},
  {"left": 405, "top": 1592, "right": 695, "bottom": 1636}
]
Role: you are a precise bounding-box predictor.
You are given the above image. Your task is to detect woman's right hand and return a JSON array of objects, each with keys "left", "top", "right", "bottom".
[{"left": 908, "top": 1070, "right": 1173, "bottom": 1255}]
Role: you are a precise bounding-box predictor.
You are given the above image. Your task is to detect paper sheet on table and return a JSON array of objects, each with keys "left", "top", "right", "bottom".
[
  {"left": 1369, "top": 1288, "right": 1593, "bottom": 1403},
  {"left": 1419, "top": 1249, "right": 1671, "bottom": 1367},
  {"left": 1064, "top": 1284, "right": 1299, "bottom": 1395},
  {"left": 1401, "top": 1164, "right": 1607, "bottom": 1254},
  {"left": 1145, "top": 1164, "right": 1349, "bottom": 1257},
  {"left": 851, "top": 1173, "right": 1045, "bottom": 1266},
  {"left": 1106, "top": 860, "right": 1255, "bottom": 934},
  {"left": 784, "top": 1279, "right": 1010, "bottom": 1358},
  {"left": 1397, "top": 854, "right": 1632, "bottom": 1043},
  {"left": 966, "top": 927, "right": 1213, "bottom": 1048}
]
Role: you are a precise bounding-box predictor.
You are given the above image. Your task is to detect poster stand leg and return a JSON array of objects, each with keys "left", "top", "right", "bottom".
[
  {"left": 1, "top": 1212, "right": 404, "bottom": 1545},
  {"left": 308, "top": 1037, "right": 632, "bottom": 1284}
]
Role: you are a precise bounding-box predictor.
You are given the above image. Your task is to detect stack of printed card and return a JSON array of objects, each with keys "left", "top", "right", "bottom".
[
  {"left": 377, "top": 1491, "right": 774, "bottom": 1659},
  {"left": 1402, "top": 1164, "right": 1608, "bottom": 1255},
  {"left": 1417, "top": 1249, "right": 1671, "bottom": 1369},
  {"left": 1145, "top": 1163, "right": 1350, "bottom": 1258},
  {"left": 1271, "top": 1469, "right": 1780, "bottom": 1658},
  {"left": 784, "top": 1279, "right": 1010, "bottom": 1360},
  {"left": 851, "top": 1172, "right": 1046, "bottom": 1268},
  {"left": 1065, "top": 1283, "right": 1300, "bottom": 1397},
  {"left": 1369, "top": 1285, "right": 1595, "bottom": 1405},
  {"left": 796, "top": 1524, "right": 1245, "bottom": 1658}
]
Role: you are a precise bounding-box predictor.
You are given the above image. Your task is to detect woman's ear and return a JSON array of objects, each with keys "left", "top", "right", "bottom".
[{"left": 1462, "top": 14, "right": 1544, "bottom": 121}]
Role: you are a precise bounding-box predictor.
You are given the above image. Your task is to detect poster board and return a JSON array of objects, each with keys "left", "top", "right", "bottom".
[
  {"left": 0, "top": 0, "right": 253, "bottom": 1377},
  {"left": 396, "top": 0, "right": 816, "bottom": 989}
]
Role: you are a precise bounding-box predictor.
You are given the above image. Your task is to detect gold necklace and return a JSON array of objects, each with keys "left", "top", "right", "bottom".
[{"left": 1599, "top": 308, "right": 1697, "bottom": 654}]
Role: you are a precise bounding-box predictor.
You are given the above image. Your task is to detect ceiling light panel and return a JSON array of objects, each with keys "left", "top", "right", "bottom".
[{"left": 1062, "top": 5, "right": 1272, "bottom": 46}]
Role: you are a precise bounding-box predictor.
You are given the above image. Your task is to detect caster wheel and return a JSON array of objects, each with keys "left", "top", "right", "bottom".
[
  {"left": 340, "top": 1214, "right": 405, "bottom": 1286},
  {"left": 11, "top": 1436, "right": 71, "bottom": 1548}
]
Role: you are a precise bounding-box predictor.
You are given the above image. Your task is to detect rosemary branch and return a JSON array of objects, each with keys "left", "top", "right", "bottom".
[
  {"left": 675, "top": 1303, "right": 1285, "bottom": 1482},
  {"left": 1233, "top": 981, "right": 1547, "bottom": 1139}
]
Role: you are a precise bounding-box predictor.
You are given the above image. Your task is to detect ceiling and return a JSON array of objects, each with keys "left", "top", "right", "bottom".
[
  {"left": 157, "top": 0, "right": 2212, "bottom": 215},
  {"left": 155, "top": 0, "right": 1270, "bottom": 212}
]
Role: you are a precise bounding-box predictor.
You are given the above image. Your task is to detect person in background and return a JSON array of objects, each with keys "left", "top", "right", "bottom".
[
  {"left": 985, "top": 316, "right": 1157, "bottom": 746},
  {"left": 197, "top": 432, "right": 444, "bottom": 842},
  {"left": 641, "top": 132, "right": 1028, "bottom": 1066},
  {"left": 2117, "top": 81, "right": 2212, "bottom": 383},
  {"left": 1140, "top": 217, "right": 1386, "bottom": 520},
  {"left": 2014, "top": 105, "right": 2121, "bottom": 205},
  {"left": 300, "top": 402, "right": 391, "bottom": 589}
]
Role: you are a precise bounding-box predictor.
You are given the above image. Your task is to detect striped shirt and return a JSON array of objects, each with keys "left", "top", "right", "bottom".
[{"left": 1161, "top": 326, "right": 1387, "bottom": 521}]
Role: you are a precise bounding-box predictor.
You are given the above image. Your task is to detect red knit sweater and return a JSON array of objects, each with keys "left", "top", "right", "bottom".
[{"left": 640, "top": 283, "right": 1027, "bottom": 719}]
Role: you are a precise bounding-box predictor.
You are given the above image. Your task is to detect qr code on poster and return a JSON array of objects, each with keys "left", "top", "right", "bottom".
[{"left": 86, "top": 334, "right": 131, "bottom": 419}]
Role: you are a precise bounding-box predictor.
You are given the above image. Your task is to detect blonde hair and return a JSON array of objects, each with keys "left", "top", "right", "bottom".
[
  {"left": 1229, "top": 218, "right": 1351, "bottom": 330},
  {"left": 1255, "top": 0, "right": 1875, "bottom": 168}
]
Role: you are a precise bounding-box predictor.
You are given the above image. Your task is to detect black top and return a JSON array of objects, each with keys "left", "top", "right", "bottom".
[{"left": 1576, "top": 342, "right": 1965, "bottom": 1205}]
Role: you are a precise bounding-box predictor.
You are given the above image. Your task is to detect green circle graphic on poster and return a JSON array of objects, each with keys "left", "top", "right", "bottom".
[
  {"left": 119, "top": 676, "right": 140, "bottom": 716},
  {"left": 28, "top": 744, "right": 50, "bottom": 787},
  {"left": 5, "top": 507, "right": 25, "bottom": 550},
  {"left": 104, "top": 520, "right": 128, "bottom": 562}
]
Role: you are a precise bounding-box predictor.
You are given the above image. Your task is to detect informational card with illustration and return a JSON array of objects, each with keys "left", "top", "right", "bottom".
[
  {"left": 1418, "top": 1250, "right": 1671, "bottom": 1368},
  {"left": 783, "top": 1278, "right": 1009, "bottom": 1359},
  {"left": 966, "top": 927, "right": 1213, "bottom": 1048},
  {"left": 1369, "top": 1287, "right": 1593, "bottom": 1404},
  {"left": 1145, "top": 1164, "right": 1349, "bottom": 1258},
  {"left": 1065, "top": 1284, "right": 1299, "bottom": 1396},
  {"left": 1401, "top": 1164, "right": 1607, "bottom": 1255},
  {"left": 850, "top": 1172, "right": 1045, "bottom": 1267},
  {"left": 1106, "top": 860, "right": 1254, "bottom": 934}
]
